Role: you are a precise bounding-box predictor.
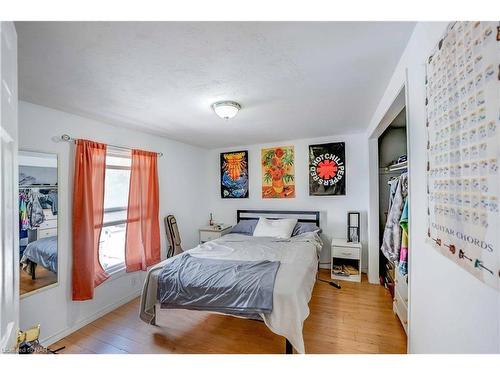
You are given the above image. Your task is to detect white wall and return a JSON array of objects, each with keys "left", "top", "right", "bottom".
[
  {"left": 367, "top": 22, "right": 500, "bottom": 353},
  {"left": 0, "top": 21, "right": 20, "bottom": 352},
  {"left": 205, "top": 133, "right": 369, "bottom": 272},
  {"left": 18, "top": 101, "right": 209, "bottom": 344}
]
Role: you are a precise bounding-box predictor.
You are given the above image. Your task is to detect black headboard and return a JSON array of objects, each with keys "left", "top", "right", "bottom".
[{"left": 236, "top": 210, "right": 320, "bottom": 227}]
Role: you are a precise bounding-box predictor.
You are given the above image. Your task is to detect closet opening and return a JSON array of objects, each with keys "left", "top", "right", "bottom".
[
  {"left": 378, "top": 109, "right": 407, "bottom": 289},
  {"left": 378, "top": 108, "right": 408, "bottom": 337},
  {"left": 368, "top": 83, "right": 410, "bottom": 344}
]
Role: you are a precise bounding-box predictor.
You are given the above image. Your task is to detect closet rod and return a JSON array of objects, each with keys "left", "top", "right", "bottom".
[
  {"left": 20, "top": 185, "right": 58, "bottom": 188},
  {"left": 60, "top": 134, "right": 164, "bottom": 157}
]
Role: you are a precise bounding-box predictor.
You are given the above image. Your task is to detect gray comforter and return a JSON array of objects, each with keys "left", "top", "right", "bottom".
[{"left": 157, "top": 253, "right": 280, "bottom": 317}]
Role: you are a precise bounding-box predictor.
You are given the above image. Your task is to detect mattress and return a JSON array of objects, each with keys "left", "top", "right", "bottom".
[
  {"left": 140, "top": 232, "right": 322, "bottom": 354},
  {"left": 20, "top": 235, "right": 58, "bottom": 274}
]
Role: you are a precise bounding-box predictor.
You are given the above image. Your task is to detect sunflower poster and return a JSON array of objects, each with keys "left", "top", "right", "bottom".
[
  {"left": 261, "top": 146, "right": 295, "bottom": 198},
  {"left": 220, "top": 150, "right": 249, "bottom": 198},
  {"left": 309, "top": 142, "right": 345, "bottom": 196}
]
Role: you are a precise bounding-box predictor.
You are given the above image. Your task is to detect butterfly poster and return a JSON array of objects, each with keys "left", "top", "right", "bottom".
[
  {"left": 220, "top": 150, "right": 249, "bottom": 198},
  {"left": 309, "top": 142, "right": 346, "bottom": 196}
]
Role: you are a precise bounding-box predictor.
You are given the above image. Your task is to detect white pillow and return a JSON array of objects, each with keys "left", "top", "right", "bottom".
[{"left": 253, "top": 217, "right": 298, "bottom": 239}]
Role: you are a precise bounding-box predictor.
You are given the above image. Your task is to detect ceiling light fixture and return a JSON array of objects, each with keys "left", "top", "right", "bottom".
[{"left": 211, "top": 101, "right": 241, "bottom": 120}]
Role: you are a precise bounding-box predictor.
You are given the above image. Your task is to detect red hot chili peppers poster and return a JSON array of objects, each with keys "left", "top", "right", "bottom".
[{"left": 309, "top": 142, "right": 345, "bottom": 196}]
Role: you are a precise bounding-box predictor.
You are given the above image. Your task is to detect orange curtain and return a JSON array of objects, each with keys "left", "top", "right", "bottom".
[
  {"left": 125, "top": 149, "right": 161, "bottom": 272},
  {"left": 72, "top": 139, "right": 109, "bottom": 301}
]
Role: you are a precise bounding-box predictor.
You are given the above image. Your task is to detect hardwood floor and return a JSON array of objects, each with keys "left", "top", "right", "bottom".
[
  {"left": 20, "top": 266, "right": 57, "bottom": 295},
  {"left": 49, "top": 270, "right": 407, "bottom": 354}
]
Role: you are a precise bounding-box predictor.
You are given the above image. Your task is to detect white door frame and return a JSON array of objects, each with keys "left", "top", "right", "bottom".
[
  {"left": 0, "top": 21, "right": 19, "bottom": 354},
  {"left": 367, "top": 70, "right": 411, "bottom": 352},
  {"left": 367, "top": 83, "right": 407, "bottom": 283}
]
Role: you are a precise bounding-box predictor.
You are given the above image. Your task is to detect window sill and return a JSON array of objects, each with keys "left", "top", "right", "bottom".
[{"left": 105, "top": 263, "right": 126, "bottom": 280}]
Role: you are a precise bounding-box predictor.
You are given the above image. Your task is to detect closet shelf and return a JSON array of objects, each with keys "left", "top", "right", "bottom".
[{"left": 383, "top": 160, "right": 407, "bottom": 172}]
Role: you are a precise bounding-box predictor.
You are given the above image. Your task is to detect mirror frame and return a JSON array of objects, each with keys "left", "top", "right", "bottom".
[{"left": 19, "top": 150, "right": 60, "bottom": 299}]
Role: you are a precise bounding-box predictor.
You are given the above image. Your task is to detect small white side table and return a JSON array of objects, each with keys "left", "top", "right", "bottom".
[
  {"left": 331, "top": 238, "right": 362, "bottom": 282},
  {"left": 199, "top": 224, "right": 232, "bottom": 244}
]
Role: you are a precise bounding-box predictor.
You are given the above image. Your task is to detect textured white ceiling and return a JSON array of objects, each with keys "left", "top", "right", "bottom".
[{"left": 16, "top": 22, "right": 415, "bottom": 148}]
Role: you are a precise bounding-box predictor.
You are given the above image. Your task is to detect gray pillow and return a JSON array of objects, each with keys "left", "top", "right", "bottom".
[
  {"left": 229, "top": 219, "right": 258, "bottom": 235},
  {"left": 292, "top": 222, "right": 321, "bottom": 236}
]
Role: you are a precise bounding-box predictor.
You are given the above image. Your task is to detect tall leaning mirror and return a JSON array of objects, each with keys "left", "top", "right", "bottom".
[{"left": 18, "top": 151, "right": 58, "bottom": 296}]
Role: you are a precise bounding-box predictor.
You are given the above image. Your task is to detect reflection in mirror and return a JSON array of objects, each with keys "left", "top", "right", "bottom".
[{"left": 18, "top": 151, "right": 58, "bottom": 296}]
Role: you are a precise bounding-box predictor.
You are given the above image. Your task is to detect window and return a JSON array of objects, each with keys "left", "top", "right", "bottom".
[{"left": 98, "top": 149, "right": 131, "bottom": 273}]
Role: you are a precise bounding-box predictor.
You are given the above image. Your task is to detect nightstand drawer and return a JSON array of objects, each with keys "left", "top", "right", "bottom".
[
  {"left": 199, "top": 225, "right": 232, "bottom": 244},
  {"left": 333, "top": 246, "right": 360, "bottom": 259},
  {"left": 200, "top": 231, "right": 221, "bottom": 243}
]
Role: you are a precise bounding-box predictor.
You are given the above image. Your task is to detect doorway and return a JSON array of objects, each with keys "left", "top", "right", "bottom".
[
  {"left": 368, "top": 83, "right": 410, "bottom": 347},
  {"left": 377, "top": 107, "right": 408, "bottom": 335}
]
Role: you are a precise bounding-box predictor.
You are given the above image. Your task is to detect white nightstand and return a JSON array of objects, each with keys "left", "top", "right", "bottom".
[
  {"left": 331, "top": 238, "right": 362, "bottom": 283},
  {"left": 199, "top": 224, "right": 232, "bottom": 244}
]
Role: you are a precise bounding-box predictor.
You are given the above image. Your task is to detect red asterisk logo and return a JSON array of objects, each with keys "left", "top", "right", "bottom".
[{"left": 316, "top": 160, "right": 338, "bottom": 180}]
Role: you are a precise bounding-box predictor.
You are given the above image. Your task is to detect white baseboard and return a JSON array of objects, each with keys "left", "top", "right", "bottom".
[{"left": 40, "top": 288, "right": 142, "bottom": 347}]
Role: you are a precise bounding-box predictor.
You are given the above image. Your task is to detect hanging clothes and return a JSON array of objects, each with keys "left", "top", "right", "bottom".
[
  {"left": 38, "top": 190, "right": 58, "bottom": 215},
  {"left": 19, "top": 193, "right": 29, "bottom": 231},
  {"left": 387, "top": 177, "right": 399, "bottom": 211},
  {"left": 47, "top": 191, "right": 58, "bottom": 214},
  {"left": 28, "top": 189, "right": 45, "bottom": 227},
  {"left": 381, "top": 172, "right": 408, "bottom": 262},
  {"left": 398, "top": 199, "right": 409, "bottom": 276}
]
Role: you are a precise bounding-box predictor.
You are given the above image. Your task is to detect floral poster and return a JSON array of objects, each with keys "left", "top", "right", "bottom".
[
  {"left": 309, "top": 142, "right": 346, "bottom": 196},
  {"left": 220, "top": 150, "right": 249, "bottom": 198},
  {"left": 261, "top": 146, "right": 295, "bottom": 198}
]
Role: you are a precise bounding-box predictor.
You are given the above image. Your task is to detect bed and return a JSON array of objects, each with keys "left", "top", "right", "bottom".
[
  {"left": 139, "top": 210, "right": 322, "bottom": 354},
  {"left": 20, "top": 236, "right": 58, "bottom": 278}
]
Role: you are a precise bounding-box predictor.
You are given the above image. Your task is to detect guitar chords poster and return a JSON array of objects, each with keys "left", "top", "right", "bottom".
[{"left": 426, "top": 21, "right": 499, "bottom": 290}]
